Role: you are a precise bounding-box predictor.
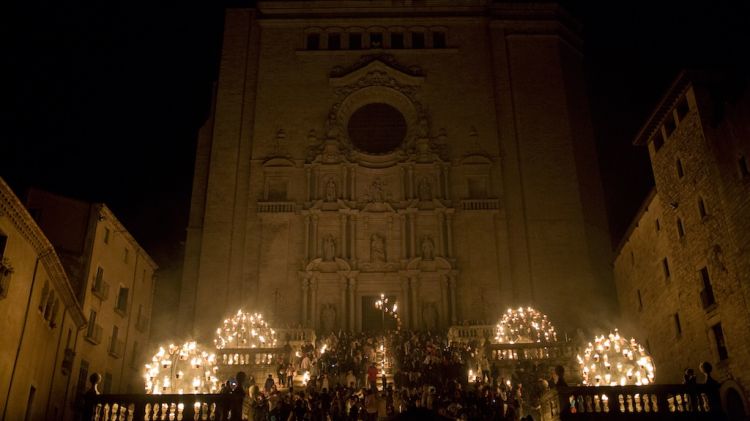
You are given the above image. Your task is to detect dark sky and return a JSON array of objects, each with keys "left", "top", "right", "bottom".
[{"left": 5, "top": 1, "right": 748, "bottom": 268}]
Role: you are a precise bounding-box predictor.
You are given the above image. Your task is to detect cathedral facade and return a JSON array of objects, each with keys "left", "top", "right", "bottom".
[{"left": 179, "top": 1, "right": 615, "bottom": 338}]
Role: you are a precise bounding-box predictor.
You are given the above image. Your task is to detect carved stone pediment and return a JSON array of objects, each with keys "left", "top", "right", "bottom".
[
  {"left": 308, "top": 199, "right": 352, "bottom": 212},
  {"left": 329, "top": 55, "right": 424, "bottom": 88},
  {"left": 406, "top": 256, "right": 453, "bottom": 271},
  {"left": 305, "top": 257, "right": 351, "bottom": 273}
]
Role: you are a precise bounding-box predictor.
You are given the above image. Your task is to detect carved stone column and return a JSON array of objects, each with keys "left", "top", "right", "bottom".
[
  {"left": 311, "top": 215, "right": 319, "bottom": 259},
  {"left": 407, "top": 166, "right": 415, "bottom": 199},
  {"left": 305, "top": 168, "right": 312, "bottom": 202},
  {"left": 446, "top": 213, "right": 454, "bottom": 258},
  {"left": 400, "top": 277, "right": 410, "bottom": 328},
  {"left": 437, "top": 212, "right": 445, "bottom": 256},
  {"left": 304, "top": 215, "right": 311, "bottom": 262},
  {"left": 339, "top": 214, "right": 347, "bottom": 259},
  {"left": 350, "top": 169, "right": 357, "bottom": 200},
  {"left": 311, "top": 276, "right": 319, "bottom": 330},
  {"left": 400, "top": 215, "right": 407, "bottom": 260},
  {"left": 442, "top": 164, "right": 451, "bottom": 200},
  {"left": 301, "top": 277, "right": 309, "bottom": 327},
  {"left": 449, "top": 274, "right": 457, "bottom": 324},
  {"left": 339, "top": 275, "right": 347, "bottom": 330},
  {"left": 348, "top": 276, "right": 357, "bottom": 330},
  {"left": 350, "top": 215, "right": 358, "bottom": 262},
  {"left": 409, "top": 214, "right": 416, "bottom": 258}
]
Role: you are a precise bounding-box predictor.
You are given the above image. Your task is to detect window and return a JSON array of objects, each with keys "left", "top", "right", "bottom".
[
  {"left": 327, "top": 33, "right": 340, "bottom": 50},
  {"left": 433, "top": 31, "right": 446, "bottom": 48},
  {"left": 49, "top": 297, "right": 59, "bottom": 328},
  {"left": 369, "top": 32, "right": 382, "bottom": 48},
  {"left": 653, "top": 132, "right": 664, "bottom": 151},
  {"left": 348, "top": 33, "right": 362, "bottom": 49},
  {"left": 390, "top": 32, "right": 404, "bottom": 49},
  {"left": 655, "top": 218, "right": 661, "bottom": 232},
  {"left": 94, "top": 267, "right": 104, "bottom": 289},
  {"left": 700, "top": 267, "right": 716, "bottom": 309},
  {"left": 75, "top": 360, "right": 89, "bottom": 399},
  {"left": 637, "top": 289, "right": 643, "bottom": 312},
  {"left": 739, "top": 156, "right": 749, "bottom": 179},
  {"left": 677, "top": 218, "right": 685, "bottom": 238},
  {"left": 130, "top": 341, "right": 139, "bottom": 368},
  {"left": 123, "top": 248, "right": 129, "bottom": 263},
  {"left": 664, "top": 117, "right": 676, "bottom": 138},
  {"left": 103, "top": 372, "right": 112, "bottom": 394},
  {"left": 306, "top": 33, "right": 320, "bottom": 50},
  {"left": 411, "top": 32, "right": 425, "bottom": 48},
  {"left": 104, "top": 227, "right": 110, "bottom": 244},
  {"left": 0, "top": 232, "right": 7, "bottom": 259},
  {"left": 662, "top": 257, "right": 671, "bottom": 279},
  {"left": 24, "top": 386, "right": 36, "bottom": 421},
  {"left": 712, "top": 323, "right": 729, "bottom": 360},
  {"left": 676, "top": 98, "right": 690, "bottom": 121},
  {"left": 673, "top": 313, "right": 682, "bottom": 337},
  {"left": 676, "top": 159, "right": 684, "bottom": 178},
  {"left": 698, "top": 197, "right": 707, "bottom": 219},
  {"left": 115, "top": 287, "right": 129, "bottom": 314}
]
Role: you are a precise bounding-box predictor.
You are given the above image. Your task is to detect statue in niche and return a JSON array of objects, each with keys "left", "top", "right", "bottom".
[
  {"left": 422, "top": 302, "right": 438, "bottom": 330},
  {"left": 418, "top": 118, "right": 429, "bottom": 138},
  {"left": 325, "top": 177, "right": 337, "bottom": 202},
  {"left": 322, "top": 234, "right": 336, "bottom": 261},
  {"left": 368, "top": 178, "right": 386, "bottom": 203},
  {"left": 418, "top": 177, "right": 432, "bottom": 201},
  {"left": 320, "top": 304, "right": 337, "bottom": 332},
  {"left": 421, "top": 235, "right": 435, "bottom": 260},
  {"left": 370, "top": 233, "right": 386, "bottom": 263}
]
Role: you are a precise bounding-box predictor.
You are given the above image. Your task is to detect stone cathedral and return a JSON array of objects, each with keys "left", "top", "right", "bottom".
[{"left": 179, "top": 0, "right": 616, "bottom": 339}]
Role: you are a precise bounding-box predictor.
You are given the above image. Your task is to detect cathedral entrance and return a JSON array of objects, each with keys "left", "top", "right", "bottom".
[{"left": 361, "top": 295, "right": 398, "bottom": 332}]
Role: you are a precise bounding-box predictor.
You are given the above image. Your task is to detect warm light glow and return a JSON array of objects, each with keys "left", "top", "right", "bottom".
[
  {"left": 214, "top": 309, "right": 277, "bottom": 349},
  {"left": 144, "top": 342, "right": 219, "bottom": 394},
  {"left": 578, "top": 330, "right": 655, "bottom": 386},
  {"left": 495, "top": 307, "right": 557, "bottom": 344}
]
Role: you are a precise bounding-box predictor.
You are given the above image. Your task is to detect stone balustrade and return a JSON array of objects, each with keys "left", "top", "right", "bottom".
[
  {"left": 540, "top": 385, "right": 720, "bottom": 420},
  {"left": 447, "top": 324, "right": 494, "bottom": 343},
  {"left": 88, "top": 393, "right": 240, "bottom": 421}
]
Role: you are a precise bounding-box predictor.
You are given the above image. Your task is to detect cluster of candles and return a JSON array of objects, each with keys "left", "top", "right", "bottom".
[
  {"left": 495, "top": 307, "right": 557, "bottom": 344},
  {"left": 144, "top": 341, "right": 219, "bottom": 394},
  {"left": 214, "top": 309, "right": 277, "bottom": 349},
  {"left": 578, "top": 330, "right": 655, "bottom": 386}
]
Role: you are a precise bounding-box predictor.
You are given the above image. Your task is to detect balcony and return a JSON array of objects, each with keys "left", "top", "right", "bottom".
[
  {"left": 92, "top": 280, "right": 109, "bottom": 301},
  {"left": 87, "top": 394, "right": 240, "bottom": 421},
  {"left": 61, "top": 347, "right": 75, "bottom": 375},
  {"left": 257, "top": 201, "right": 296, "bottom": 213},
  {"left": 135, "top": 314, "right": 149, "bottom": 333},
  {"left": 108, "top": 337, "right": 124, "bottom": 358},
  {"left": 84, "top": 324, "right": 103, "bottom": 345},
  {"left": 460, "top": 198, "right": 500, "bottom": 211},
  {"left": 540, "top": 385, "right": 720, "bottom": 420},
  {"left": 0, "top": 257, "right": 13, "bottom": 298}
]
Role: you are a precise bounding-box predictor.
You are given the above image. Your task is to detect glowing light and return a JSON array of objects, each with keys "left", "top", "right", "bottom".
[
  {"left": 144, "top": 342, "right": 219, "bottom": 394},
  {"left": 214, "top": 310, "right": 277, "bottom": 349},
  {"left": 495, "top": 307, "right": 557, "bottom": 344},
  {"left": 578, "top": 330, "right": 655, "bottom": 386}
]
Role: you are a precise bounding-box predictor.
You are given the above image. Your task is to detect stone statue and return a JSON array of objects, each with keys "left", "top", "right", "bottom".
[
  {"left": 422, "top": 302, "right": 438, "bottom": 330},
  {"left": 370, "top": 233, "right": 386, "bottom": 263},
  {"left": 368, "top": 178, "right": 386, "bottom": 203},
  {"left": 323, "top": 234, "right": 336, "bottom": 261},
  {"left": 325, "top": 177, "right": 337, "bottom": 202},
  {"left": 320, "top": 304, "right": 336, "bottom": 332},
  {"left": 421, "top": 235, "right": 435, "bottom": 260},
  {"left": 418, "top": 177, "right": 432, "bottom": 201}
]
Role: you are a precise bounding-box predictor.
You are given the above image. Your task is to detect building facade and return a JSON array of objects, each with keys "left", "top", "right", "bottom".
[
  {"left": 180, "top": 1, "right": 615, "bottom": 339},
  {"left": 25, "top": 189, "right": 158, "bottom": 416},
  {"left": 614, "top": 71, "right": 750, "bottom": 415},
  {"left": 0, "top": 178, "right": 86, "bottom": 420}
]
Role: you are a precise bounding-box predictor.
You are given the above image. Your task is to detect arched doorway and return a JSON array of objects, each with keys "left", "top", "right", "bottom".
[{"left": 725, "top": 387, "right": 748, "bottom": 421}]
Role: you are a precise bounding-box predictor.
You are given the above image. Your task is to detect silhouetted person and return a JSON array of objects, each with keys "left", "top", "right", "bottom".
[
  {"left": 700, "top": 361, "right": 722, "bottom": 413},
  {"left": 554, "top": 365, "right": 568, "bottom": 387},
  {"left": 683, "top": 368, "right": 697, "bottom": 385},
  {"left": 81, "top": 373, "right": 101, "bottom": 421},
  {"left": 230, "top": 371, "right": 247, "bottom": 420}
]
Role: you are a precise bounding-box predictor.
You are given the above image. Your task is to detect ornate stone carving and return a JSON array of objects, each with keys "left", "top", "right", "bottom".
[
  {"left": 421, "top": 235, "right": 435, "bottom": 260},
  {"left": 370, "top": 233, "right": 386, "bottom": 263},
  {"left": 418, "top": 176, "right": 432, "bottom": 201},
  {"left": 422, "top": 302, "right": 438, "bottom": 330},
  {"left": 322, "top": 234, "right": 336, "bottom": 261},
  {"left": 365, "top": 178, "right": 388, "bottom": 203},
  {"left": 325, "top": 177, "right": 337, "bottom": 202},
  {"left": 320, "top": 304, "right": 337, "bottom": 333}
]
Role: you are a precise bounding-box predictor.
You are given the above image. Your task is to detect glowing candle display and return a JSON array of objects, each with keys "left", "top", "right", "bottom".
[
  {"left": 578, "top": 330, "right": 655, "bottom": 386},
  {"left": 144, "top": 341, "right": 219, "bottom": 394},
  {"left": 495, "top": 307, "right": 557, "bottom": 344},
  {"left": 214, "top": 310, "right": 277, "bottom": 349}
]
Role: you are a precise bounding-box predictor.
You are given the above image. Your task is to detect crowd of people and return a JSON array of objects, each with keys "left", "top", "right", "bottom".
[{"left": 219, "top": 330, "right": 552, "bottom": 420}]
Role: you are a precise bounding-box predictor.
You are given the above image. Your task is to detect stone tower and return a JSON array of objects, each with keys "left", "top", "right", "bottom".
[{"left": 179, "top": 0, "right": 615, "bottom": 338}]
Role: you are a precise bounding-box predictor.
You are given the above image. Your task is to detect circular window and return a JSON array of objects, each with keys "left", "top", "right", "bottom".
[{"left": 347, "top": 103, "right": 407, "bottom": 154}]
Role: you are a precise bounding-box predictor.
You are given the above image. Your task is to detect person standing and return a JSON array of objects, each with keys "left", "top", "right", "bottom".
[{"left": 81, "top": 373, "right": 101, "bottom": 421}]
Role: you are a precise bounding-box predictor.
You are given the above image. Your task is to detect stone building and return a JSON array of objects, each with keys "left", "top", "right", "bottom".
[
  {"left": 614, "top": 71, "right": 750, "bottom": 415},
  {"left": 25, "top": 189, "right": 158, "bottom": 415},
  {"left": 0, "top": 178, "right": 86, "bottom": 420},
  {"left": 179, "top": 1, "right": 615, "bottom": 338}
]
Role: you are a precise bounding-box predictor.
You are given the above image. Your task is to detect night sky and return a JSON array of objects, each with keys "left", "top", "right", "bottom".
[{"left": 5, "top": 1, "right": 748, "bottom": 270}]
